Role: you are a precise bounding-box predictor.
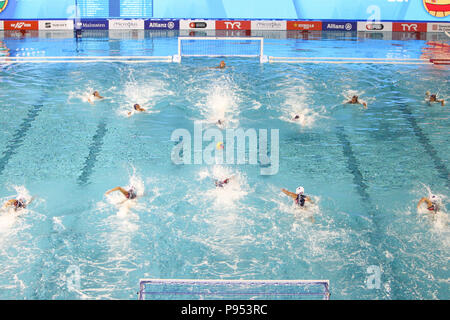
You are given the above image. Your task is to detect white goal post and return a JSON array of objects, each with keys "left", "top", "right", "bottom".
[{"left": 174, "top": 37, "right": 268, "bottom": 63}]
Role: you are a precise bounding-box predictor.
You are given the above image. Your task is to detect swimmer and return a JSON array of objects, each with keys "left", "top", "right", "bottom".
[
  {"left": 3, "top": 197, "right": 33, "bottom": 212},
  {"left": 88, "top": 91, "right": 104, "bottom": 104},
  {"left": 293, "top": 115, "right": 300, "bottom": 121},
  {"left": 214, "top": 60, "right": 226, "bottom": 69},
  {"left": 417, "top": 194, "right": 440, "bottom": 214},
  {"left": 128, "top": 104, "right": 146, "bottom": 116},
  {"left": 281, "top": 186, "right": 313, "bottom": 208},
  {"left": 216, "top": 119, "right": 226, "bottom": 128},
  {"left": 105, "top": 186, "right": 137, "bottom": 201},
  {"left": 425, "top": 91, "right": 445, "bottom": 106},
  {"left": 346, "top": 95, "right": 368, "bottom": 109},
  {"left": 215, "top": 177, "right": 232, "bottom": 188}
]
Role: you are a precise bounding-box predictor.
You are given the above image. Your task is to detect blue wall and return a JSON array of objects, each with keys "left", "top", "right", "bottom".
[{"left": 0, "top": 0, "right": 449, "bottom": 21}]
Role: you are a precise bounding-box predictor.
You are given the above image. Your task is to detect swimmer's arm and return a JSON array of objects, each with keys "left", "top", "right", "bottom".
[
  {"left": 305, "top": 196, "right": 313, "bottom": 204},
  {"left": 105, "top": 187, "right": 122, "bottom": 195},
  {"left": 3, "top": 199, "right": 16, "bottom": 207},
  {"left": 417, "top": 197, "right": 432, "bottom": 208},
  {"left": 281, "top": 189, "right": 297, "bottom": 200}
]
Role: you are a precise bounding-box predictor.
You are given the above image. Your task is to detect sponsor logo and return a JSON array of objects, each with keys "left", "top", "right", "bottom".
[
  {"left": 287, "top": 21, "right": 322, "bottom": 31},
  {"left": 366, "top": 23, "right": 384, "bottom": 31},
  {"left": 4, "top": 21, "right": 38, "bottom": 30},
  {"left": 423, "top": 0, "right": 450, "bottom": 18},
  {"left": 251, "top": 20, "right": 286, "bottom": 30},
  {"left": 393, "top": 22, "right": 427, "bottom": 32},
  {"left": 39, "top": 20, "right": 74, "bottom": 30},
  {"left": 189, "top": 22, "right": 207, "bottom": 28},
  {"left": 428, "top": 22, "right": 450, "bottom": 32},
  {"left": 216, "top": 21, "right": 251, "bottom": 30},
  {"left": 76, "top": 19, "right": 108, "bottom": 30},
  {"left": 0, "top": 0, "right": 8, "bottom": 14},
  {"left": 109, "top": 19, "right": 144, "bottom": 30},
  {"left": 323, "top": 22, "right": 355, "bottom": 31},
  {"left": 180, "top": 20, "right": 215, "bottom": 30},
  {"left": 357, "top": 21, "right": 392, "bottom": 32},
  {"left": 145, "top": 19, "right": 179, "bottom": 30}
]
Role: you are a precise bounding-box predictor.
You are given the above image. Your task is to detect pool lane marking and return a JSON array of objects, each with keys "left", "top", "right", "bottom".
[
  {"left": 399, "top": 104, "right": 450, "bottom": 190},
  {"left": 335, "top": 126, "right": 372, "bottom": 205},
  {"left": 77, "top": 120, "right": 108, "bottom": 185},
  {"left": 0, "top": 104, "right": 44, "bottom": 176}
]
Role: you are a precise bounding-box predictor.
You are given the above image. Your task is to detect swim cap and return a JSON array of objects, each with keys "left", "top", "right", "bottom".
[{"left": 296, "top": 186, "right": 304, "bottom": 195}]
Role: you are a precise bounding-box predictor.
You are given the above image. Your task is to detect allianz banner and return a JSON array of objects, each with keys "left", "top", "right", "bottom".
[{"left": 145, "top": 19, "right": 179, "bottom": 30}]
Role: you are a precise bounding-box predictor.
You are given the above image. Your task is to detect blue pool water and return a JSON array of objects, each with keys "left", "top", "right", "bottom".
[{"left": 0, "top": 31, "right": 449, "bottom": 299}]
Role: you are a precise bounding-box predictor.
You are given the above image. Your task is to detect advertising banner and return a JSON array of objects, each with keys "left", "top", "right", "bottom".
[
  {"left": 251, "top": 20, "right": 286, "bottom": 30},
  {"left": 4, "top": 20, "right": 39, "bottom": 30},
  {"left": 145, "top": 19, "right": 179, "bottom": 30},
  {"left": 427, "top": 22, "right": 450, "bottom": 32},
  {"left": 39, "top": 20, "right": 74, "bottom": 30},
  {"left": 180, "top": 19, "right": 216, "bottom": 30},
  {"left": 393, "top": 22, "right": 427, "bottom": 32},
  {"left": 76, "top": 19, "right": 109, "bottom": 30},
  {"left": 216, "top": 20, "right": 251, "bottom": 30},
  {"left": 322, "top": 21, "right": 356, "bottom": 31},
  {"left": 108, "top": 19, "right": 145, "bottom": 30},
  {"left": 357, "top": 21, "right": 393, "bottom": 32}
]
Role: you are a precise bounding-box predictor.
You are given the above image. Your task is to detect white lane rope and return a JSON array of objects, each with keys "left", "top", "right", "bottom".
[
  {"left": 0, "top": 60, "right": 172, "bottom": 64},
  {"left": 269, "top": 56, "right": 433, "bottom": 65},
  {"left": 0, "top": 55, "right": 173, "bottom": 63}
]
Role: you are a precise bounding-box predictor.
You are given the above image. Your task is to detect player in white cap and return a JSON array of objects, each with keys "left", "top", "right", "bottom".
[
  {"left": 417, "top": 194, "right": 441, "bottom": 213},
  {"left": 281, "top": 186, "right": 313, "bottom": 208}
]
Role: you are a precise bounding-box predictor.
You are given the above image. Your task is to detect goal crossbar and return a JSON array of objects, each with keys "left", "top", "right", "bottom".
[{"left": 175, "top": 37, "right": 267, "bottom": 63}]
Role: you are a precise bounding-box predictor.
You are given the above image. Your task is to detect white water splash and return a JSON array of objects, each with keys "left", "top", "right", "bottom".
[
  {"left": 279, "top": 84, "right": 327, "bottom": 127},
  {"left": 117, "top": 69, "right": 172, "bottom": 117},
  {"left": 194, "top": 75, "right": 241, "bottom": 128}
]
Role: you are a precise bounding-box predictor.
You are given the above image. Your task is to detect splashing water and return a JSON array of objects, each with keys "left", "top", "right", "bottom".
[
  {"left": 279, "top": 84, "right": 327, "bottom": 128},
  {"left": 341, "top": 89, "right": 374, "bottom": 108},
  {"left": 196, "top": 165, "right": 250, "bottom": 210},
  {"left": 102, "top": 167, "right": 146, "bottom": 218},
  {"left": 195, "top": 75, "right": 241, "bottom": 128},
  {"left": 415, "top": 184, "right": 448, "bottom": 231},
  {"left": 117, "top": 69, "right": 172, "bottom": 117}
]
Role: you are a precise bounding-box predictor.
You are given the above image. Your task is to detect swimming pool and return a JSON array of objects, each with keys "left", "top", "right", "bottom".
[{"left": 0, "top": 31, "right": 448, "bottom": 299}]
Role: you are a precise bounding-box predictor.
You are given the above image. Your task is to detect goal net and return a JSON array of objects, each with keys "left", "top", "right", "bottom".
[
  {"left": 138, "top": 279, "right": 330, "bottom": 300},
  {"left": 175, "top": 37, "right": 267, "bottom": 63}
]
